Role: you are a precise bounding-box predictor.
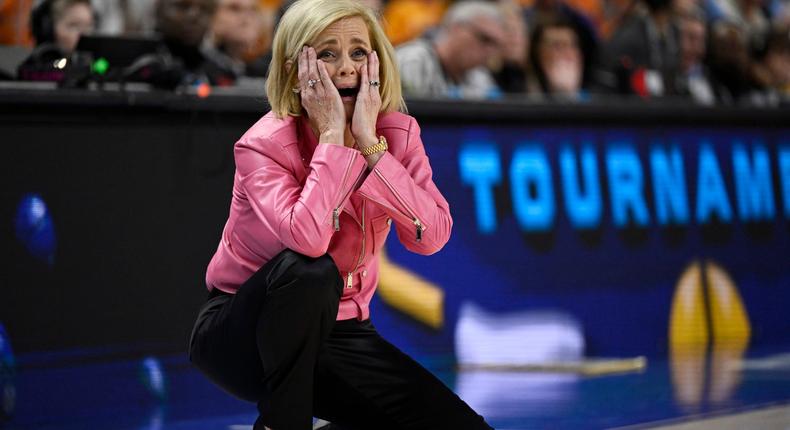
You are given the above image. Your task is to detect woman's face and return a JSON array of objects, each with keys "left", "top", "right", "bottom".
[
  {"left": 454, "top": 17, "right": 506, "bottom": 71},
  {"left": 312, "top": 16, "right": 372, "bottom": 119},
  {"left": 158, "top": 0, "right": 216, "bottom": 47},
  {"left": 538, "top": 26, "right": 582, "bottom": 93},
  {"left": 213, "top": 0, "right": 259, "bottom": 49},
  {"left": 54, "top": 3, "right": 94, "bottom": 55}
]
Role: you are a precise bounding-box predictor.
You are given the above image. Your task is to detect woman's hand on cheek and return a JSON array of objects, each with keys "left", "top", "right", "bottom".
[
  {"left": 297, "top": 46, "right": 345, "bottom": 143},
  {"left": 351, "top": 51, "right": 382, "bottom": 151}
]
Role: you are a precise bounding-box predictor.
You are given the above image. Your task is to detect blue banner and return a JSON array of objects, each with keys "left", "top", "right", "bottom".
[{"left": 371, "top": 125, "right": 790, "bottom": 360}]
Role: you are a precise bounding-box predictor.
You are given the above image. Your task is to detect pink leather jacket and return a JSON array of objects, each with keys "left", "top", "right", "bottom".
[{"left": 205, "top": 110, "right": 452, "bottom": 321}]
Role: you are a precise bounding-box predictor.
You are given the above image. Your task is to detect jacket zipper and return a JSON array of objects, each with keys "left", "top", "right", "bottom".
[
  {"left": 331, "top": 158, "right": 365, "bottom": 231},
  {"left": 346, "top": 203, "right": 365, "bottom": 288},
  {"left": 373, "top": 170, "right": 425, "bottom": 242}
]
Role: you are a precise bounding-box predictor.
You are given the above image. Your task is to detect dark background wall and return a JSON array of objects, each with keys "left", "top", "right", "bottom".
[{"left": 1, "top": 90, "right": 260, "bottom": 353}]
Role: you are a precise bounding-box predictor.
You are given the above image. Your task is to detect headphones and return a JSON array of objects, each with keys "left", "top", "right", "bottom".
[{"left": 30, "top": 0, "right": 56, "bottom": 45}]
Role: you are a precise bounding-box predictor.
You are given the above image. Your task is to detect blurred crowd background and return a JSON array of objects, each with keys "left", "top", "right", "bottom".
[{"left": 0, "top": 0, "right": 788, "bottom": 106}]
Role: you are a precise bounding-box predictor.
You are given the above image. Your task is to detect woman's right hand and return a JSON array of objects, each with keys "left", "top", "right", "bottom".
[{"left": 298, "top": 46, "right": 345, "bottom": 144}]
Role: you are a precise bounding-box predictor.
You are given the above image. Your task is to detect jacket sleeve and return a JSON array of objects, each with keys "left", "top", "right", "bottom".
[
  {"left": 357, "top": 118, "right": 452, "bottom": 255},
  {"left": 235, "top": 137, "right": 368, "bottom": 257}
]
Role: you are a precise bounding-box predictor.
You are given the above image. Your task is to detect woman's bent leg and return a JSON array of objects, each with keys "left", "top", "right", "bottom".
[
  {"left": 312, "top": 319, "right": 493, "bottom": 430},
  {"left": 189, "top": 249, "right": 343, "bottom": 430},
  {"left": 254, "top": 251, "right": 343, "bottom": 429}
]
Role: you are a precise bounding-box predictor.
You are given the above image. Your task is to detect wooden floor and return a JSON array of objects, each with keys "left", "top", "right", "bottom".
[{"left": 612, "top": 403, "right": 790, "bottom": 430}]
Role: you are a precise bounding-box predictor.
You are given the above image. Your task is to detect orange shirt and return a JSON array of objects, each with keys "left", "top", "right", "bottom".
[
  {"left": 0, "top": 0, "right": 34, "bottom": 46},
  {"left": 383, "top": 0, "right": 448, "bottom": 46}
]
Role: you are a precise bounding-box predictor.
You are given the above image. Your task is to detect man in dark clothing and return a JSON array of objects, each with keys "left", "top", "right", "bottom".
[
  {"left": 603, "top": 0, "right": 680, "bottom": 97},
  {"left": 152, "top": 0, "right": 236, "bottom": 87}
]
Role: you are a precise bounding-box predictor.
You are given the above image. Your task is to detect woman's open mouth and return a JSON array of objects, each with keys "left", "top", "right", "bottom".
[{"left": 338, "top": 86, "right": 359, "bottom": 102}]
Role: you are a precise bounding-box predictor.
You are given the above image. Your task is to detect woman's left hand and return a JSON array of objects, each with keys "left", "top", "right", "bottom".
[{"left": 351, "top": 51, "right": 382, "bottom": 151}]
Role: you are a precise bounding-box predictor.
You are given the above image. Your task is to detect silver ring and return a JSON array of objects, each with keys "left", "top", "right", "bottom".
[
  {"left": 307, "top": 79, "right": 319, "bottom": 88},
  {"left": 369, "top": 80, "right": 380, "bottom": 87}
]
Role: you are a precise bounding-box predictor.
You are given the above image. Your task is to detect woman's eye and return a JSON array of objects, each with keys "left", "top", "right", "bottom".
[
  {"left": 352, "top": 49, "right": 367, "bottom": 59},
  {"left": 318, "top": 51, "right": 335, "bottom": 60}
]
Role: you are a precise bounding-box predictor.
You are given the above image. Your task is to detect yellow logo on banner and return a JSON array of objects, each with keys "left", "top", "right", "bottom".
[
  {"left": 669, "top": 260, "right": 751, "bottom": 407},
  {"left": 377, "top": 249, "right": 444, "bottom": 329}
]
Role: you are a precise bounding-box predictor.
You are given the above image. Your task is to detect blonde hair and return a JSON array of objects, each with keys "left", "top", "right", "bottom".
[{"left": 266, "top": 0, "right": 406, "bottom": 118}]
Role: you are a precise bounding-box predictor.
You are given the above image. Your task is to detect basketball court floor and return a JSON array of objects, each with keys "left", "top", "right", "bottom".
[{"left": 2, "top": 341, "right": 789, "bottom": 429}]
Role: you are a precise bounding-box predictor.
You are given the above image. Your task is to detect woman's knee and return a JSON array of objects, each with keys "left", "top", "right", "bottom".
[
  {"left": 269, "top": 250, "right": 342, "bottom": 297},
  {"left": 298, "top": 252, "right": 341, "bottom": 288}
]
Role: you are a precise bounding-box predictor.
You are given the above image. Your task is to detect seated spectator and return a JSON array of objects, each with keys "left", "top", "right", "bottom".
[
  {"left": 571, "top": 0, "right": 631, "bottom": 39},
  {"left": 704, "top": 0, "right": 770, "bottom": 49},
  {"left": 17, "top": 0, "right": 95, "bottom": 82},
  {"left": 396, "top": 0, "right": 507, "bottom": 99},
  {"left": 528, "top": 14, "right": 588, "bottom": 100},
  {"left": 523, "top": 0, "right": 599, "bottom": 74},
  {"left": 772, "top": 0, "right": 790, "bottom": 27},
  {"left": 91, "top": 0, "right": 157, "bottom": 35},
  {"left": 603, "top": 0, "right": 680, "bottom": 98},
  {"left": 240, "top": 1, "right": 276, "bottom": 74},
  {"left": 493, "top": 0, "right": 531, "bottom": 94},
  {"left": 203, "top": 0, "right": 269, "bottom": 78},
  {"left": 707, "top": 19, "right": 759, "bottom": 103},
  {"left": 748, "top": 24, "right": 790, "bottom": 104},
  {"left": 30, "top": 0, "right": 94, "bottom": 55},
  {"left": 152, "top": 0, "right": 236, "bottom": 87},
  {"left": 673, "top": 10, "right": 717, "bottom": 104}
]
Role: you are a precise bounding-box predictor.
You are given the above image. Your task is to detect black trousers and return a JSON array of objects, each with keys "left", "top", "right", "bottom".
[{"left": 189, "top": 249, "right": 492, "bottom": 430}]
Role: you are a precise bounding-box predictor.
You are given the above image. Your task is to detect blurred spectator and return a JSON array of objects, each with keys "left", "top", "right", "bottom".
[
  {"left": 493, "top": 0, "right": 531, "bottom": 94},
  {"left": 704, "top": 0, "right": 770, "bottom": 49},
  {"left": 152, "top": 0, "right": 236, "bottom": 86},
  {"left": 582, "top": 0, "right": 633, "bottom": 39},
  {"left": 520, "top": 0, "right": 634, "bottom": 40},
  {"left": 772, "top": 0, "right": 790, "bottom": 27},
  {"left": 92, "top": 0, "right": 157, "bottom": 35},
  {"left": 243, "top": 0, "right": 275, "bottom": 63},
  {"left": 674, "top": 0, "right": 703, "bottom": 15},
  {"left": 17, "top": 0, "right": 95, "bottom": 82},
  {"left": 0, "top": 0, "right": 35, "bottom": 46},
  {"left": 396, "top": 0, "right": 507, "bottom": 99},
  {"left": 523, "top": 0, "right": 599, "bottom": 88},
  {"left": 203, "top": 0, "right": 269, "bottom": 77},
  {"left": 674, "top": 9, "right": 717, "bottom": 104},
  {"left": 707, "top": 19, "right": 757, "bottom": 103},
  {"left": 528, "top": 14, "right": 588, "bottom": 99},
  {"left": 383, "top": 0, "right": 448, "bottom": 46},
  {"left": 32, "top": 0, "right": 94, "bottom": 54},
  {"left": 749, "top": 24, "right": 790, "bottom": 104},
  {"left": 603, "top": 0, "right": 680, "bottom": 98}
]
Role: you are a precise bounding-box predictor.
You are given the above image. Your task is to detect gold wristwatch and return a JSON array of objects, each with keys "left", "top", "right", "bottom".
[{"left": 361, "top": 136, "right": 388, "bottom": 156}]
